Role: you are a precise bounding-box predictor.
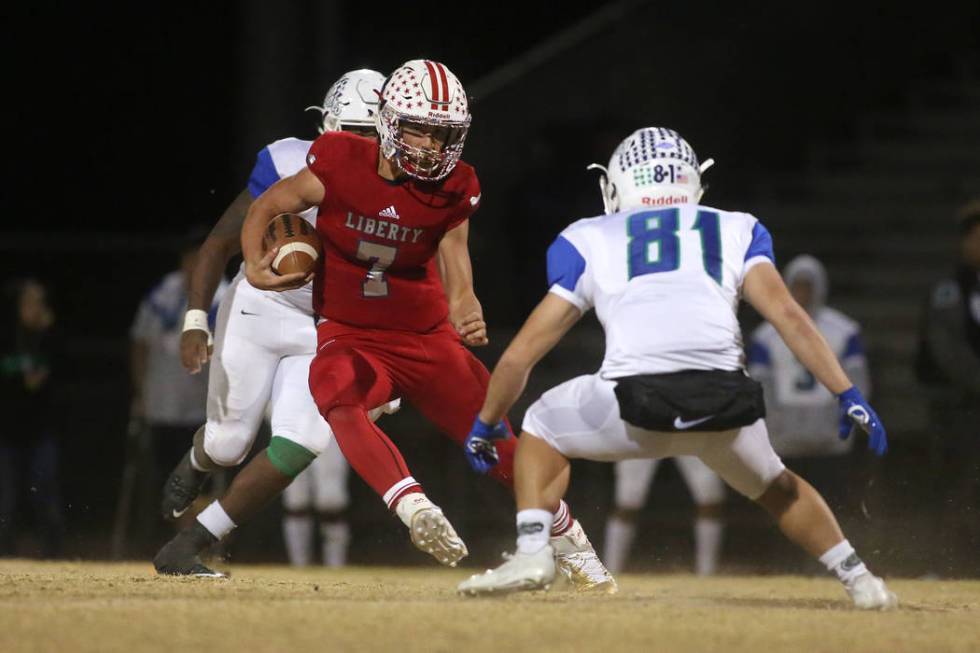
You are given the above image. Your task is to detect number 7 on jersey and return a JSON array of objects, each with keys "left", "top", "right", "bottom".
[{"left": 356, "top": 240, "right": 398, "bottom": 297}]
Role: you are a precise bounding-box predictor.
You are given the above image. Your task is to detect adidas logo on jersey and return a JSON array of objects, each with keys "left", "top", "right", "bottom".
[{"left": 378, "top": 205, "right": 400, "bottom": 220}]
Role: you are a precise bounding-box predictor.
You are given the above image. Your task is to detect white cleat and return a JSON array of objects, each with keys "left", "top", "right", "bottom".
[
  {"left": 396, "top": 493, "right": 468, "bottom": 567},
  {"left": 458, "top": 545, "right": 556, "bottom": 596},
  {"left": 847, "top": 572, "right": 898, "bottom": 610},
  {"left": 550, "top": 519, "right": 618, "bottom": 594}
]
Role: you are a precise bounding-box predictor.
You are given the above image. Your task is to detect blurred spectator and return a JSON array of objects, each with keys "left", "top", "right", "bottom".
[
  {"left": 0, "top": 278, "right": 65, "bottom": 557},
  {"left": 747, "top": 255, "right": 870, "bottom": 517},
  {"left": 915, "top": 199, "right": 980, "bottom": 569},
  {"left": 129, "top": 237, "right": 227, "bottom": 542}
]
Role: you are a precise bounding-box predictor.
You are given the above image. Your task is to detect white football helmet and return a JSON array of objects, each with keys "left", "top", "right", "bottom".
[
  {"left": 306, "top": 69, "right": 385, "bottom": 134},
  {"left": 588, "top": 127, "right": 715, "bottom": 214},
  {"left": 376, "top": 59, "right": 471, "bottom": 181}
]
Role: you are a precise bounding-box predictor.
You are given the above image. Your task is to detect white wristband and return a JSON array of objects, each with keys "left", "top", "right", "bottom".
[{"left": 183, "top": 309, "right": 210, "bottom": 334}]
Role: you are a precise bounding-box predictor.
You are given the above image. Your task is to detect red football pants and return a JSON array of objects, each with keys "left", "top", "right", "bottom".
[{"left": 309, "top": 319, "right": 515, "bottom": 508}]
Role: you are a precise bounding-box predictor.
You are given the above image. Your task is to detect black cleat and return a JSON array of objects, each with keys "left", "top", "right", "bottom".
[
  {"left": 153, "top": 522, "right": 225, "bottom": 578},
  {"left": 161, "top": 450, "right": 210, "bottom": 521}
]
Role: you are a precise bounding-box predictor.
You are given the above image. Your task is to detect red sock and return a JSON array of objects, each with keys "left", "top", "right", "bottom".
[
  {"left": 550, "top": 500, "right": 573, "bottom": 536},
  {"left": 327, "top": 405, "right": 422, "bottom": 509}
]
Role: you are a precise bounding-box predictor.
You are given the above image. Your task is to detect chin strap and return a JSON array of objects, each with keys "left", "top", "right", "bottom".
[
  {"left": 696, "top": 158, "right": 716, "bottom": 202},
  {"left": 587, "top": 163, "right": 614, "bottom": 214},
  {"left": 304, "top": 105, "right": 328, "bottom": 134}
]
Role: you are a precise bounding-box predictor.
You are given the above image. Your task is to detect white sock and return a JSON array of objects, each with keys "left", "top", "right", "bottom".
[
  {"left": 516, "top": 509, "right": 553, "bottom": 554},
  {"left": 196, "top": 501, "right": 236, "bottom": 540},
  {"left": 321, "top": 521, "right": 351, "bottom": 568},
  {"left": 819, "top": 539, "right": 868, "bottom": 586},
  {"left": 603, "top": 515, "right": 636, "bottom": 574},
  {"left": 395, "top": 492, "right": 434, "bottom": 527},
  {"left": 694, "top": 517, "right": 723, "bottom": 576},
  {"left": 282, "top": 515, "right": 314, "bottom": 566},
  {"left": 189, "top": 448, "right": 208, "bottom": 472}
]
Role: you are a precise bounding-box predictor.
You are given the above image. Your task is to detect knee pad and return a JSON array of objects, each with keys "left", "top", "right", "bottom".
[
  {"left": 203, "top": 421, "right": 256, "bottom": 467},
  {"left": 267, "top": 436, "right": 317, "bottom": 479}
]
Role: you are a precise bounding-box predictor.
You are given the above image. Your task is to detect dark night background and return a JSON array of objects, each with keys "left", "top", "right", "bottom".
[{"left": 2, "top": 2, "right": 979, "bottom": 575}]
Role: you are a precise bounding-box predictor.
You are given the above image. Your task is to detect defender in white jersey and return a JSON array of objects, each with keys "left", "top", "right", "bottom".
[
  {"left": 459, "top": 127, "right": 897, "bottom": 609},
  {"left": 155, "top": 70, "right": 397, "bottom": 576}
]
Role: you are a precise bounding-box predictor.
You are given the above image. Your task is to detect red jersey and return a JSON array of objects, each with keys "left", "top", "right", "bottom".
[{"left": 305, "top": 132, "right": 481, "bottom": 333}]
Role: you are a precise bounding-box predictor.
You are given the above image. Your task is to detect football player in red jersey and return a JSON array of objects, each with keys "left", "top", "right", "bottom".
[{"left": 230, "top": 59, "right": 614, "bottom": 587}]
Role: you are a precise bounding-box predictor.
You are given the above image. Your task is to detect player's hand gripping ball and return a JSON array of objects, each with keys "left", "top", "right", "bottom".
[{"left": 263, "top": 213, "right": 322, "bottom": 276}]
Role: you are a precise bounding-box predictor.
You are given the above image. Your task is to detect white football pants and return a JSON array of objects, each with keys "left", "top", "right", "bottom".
[
  {"left": 523, "top": 374, "right": 785, "bottom": 500},
  {"left": 204, "top": 273, "right": 332, "bottom": 466}
]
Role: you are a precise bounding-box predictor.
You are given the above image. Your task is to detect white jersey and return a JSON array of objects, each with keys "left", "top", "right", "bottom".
[
  {"left": 748, "top": 308, "right": 869, "bottom": 457},
  {"left": 548, "top": 203, "right": 775, "bottom": 377},
  {"left": 243, "top": 137, "right": 317, "bottom": 315}
]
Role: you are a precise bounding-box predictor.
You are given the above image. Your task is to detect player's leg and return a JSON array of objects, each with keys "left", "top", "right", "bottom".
[
  {"left": 459, "top": 375, "right": 626, "bottom": 596},
  {"left": 311, "top": 441, "right": 351, "bottom": 567},
  {"left": 281, "top": 464, "right": 315, "bottom": 566},
  {"left": 160, "top": 290, "right": 277, "bottom": 520},
  {"left": 696, "top": 420, "right": 897, "bottom": 609},
  {"left": 404, "top": 330, "right": 585, "bottom": 543},
  {"left": 458, "top": 431, "right": 566, "bottom": 595},
  {"left": 155, "top": 350, "right": 328, "bottom": 576},
  {"left": 311, "top": 332, "right": 467, "bottom": 567},
  {"left": 603, "top": 458, "right": 659, "bottom": 574},
  {"left": 674, "top": 456, "right": 725, "bottom": 576}
]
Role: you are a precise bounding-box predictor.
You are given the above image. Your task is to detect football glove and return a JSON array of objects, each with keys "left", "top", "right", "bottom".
[
  {"left": 464, "top": 417, "right": 510, "bottom": 474},
  {"left": 837, "top": 386, "right": 888, "bottom": 456}
]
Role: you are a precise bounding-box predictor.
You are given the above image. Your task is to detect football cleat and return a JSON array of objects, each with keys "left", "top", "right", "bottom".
[
  {"left": 846, "top": 572, "right": 898, "bottom": 610},
  {"left": 153, "top": 523, "right": 226, "bottom": 578},
  {"left": 160, "top": 450, "right": 209, "bottom": 521},
  {"left": 395, "top": 493, "right": 468, "bottom": 567},
  {"left": 550, "top": 520, "right": 618, "bottom": 594},
  {"left": 458, "top": 545, "right": 556, "bottom": 596}
]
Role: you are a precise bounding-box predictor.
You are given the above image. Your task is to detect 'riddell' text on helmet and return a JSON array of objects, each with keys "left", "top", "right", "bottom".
[
  {"left": 306, "top": 69, "right": 385, "bottom": 134},
  {"left": 588, "top": 127, "right": 715, "bottom": 214},
  {"left": 376, "top": 60, "right": 471, "bottom": 181}
]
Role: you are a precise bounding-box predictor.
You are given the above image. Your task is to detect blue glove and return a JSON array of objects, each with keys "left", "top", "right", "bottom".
[
  {"left": 464, "top": 417, "right": 510, "bottom": 474},
  {"left": 837, "top": 386, "right": 888, "bottom": 456}
]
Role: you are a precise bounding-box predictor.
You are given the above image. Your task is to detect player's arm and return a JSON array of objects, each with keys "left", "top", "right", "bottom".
[
  {"left": 181, "top": 189, "right": 252, "bottom": 374},
  {"left": 743, "top": 262, "right": 888, "bottom": 454},
  {"left": 438, "top": 219, "right": 488, "bottom": 346},
  {"left": 241, "top": 168, "right": 324, "bottom": 291},
  {"left": 743, "top": 264, "right": 850, "bottom": 393},
  {"left": 478, "top": 293, "right": 583, "bottom": 424}
]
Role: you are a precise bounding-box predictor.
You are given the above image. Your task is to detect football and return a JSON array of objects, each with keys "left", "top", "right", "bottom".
[{"left": 263, "top": 213, "right": 322, "bottom": 276}]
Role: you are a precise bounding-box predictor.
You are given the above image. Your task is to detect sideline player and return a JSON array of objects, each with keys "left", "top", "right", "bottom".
[
  {"left": 605, "top": 457, "right": 725, "bottom": 575},
  {"left": 154, "top": 70, "right": 397, "bottom": 576},
  {"left": 231, "top": 59, "right": 613, "bottom": 589},
  {"left": 458, "top": 127, "right": 897, "bottom": 609}
]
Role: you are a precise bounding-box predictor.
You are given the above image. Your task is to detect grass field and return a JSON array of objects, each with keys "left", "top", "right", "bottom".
[{"left": 1, "top": 560, "right": 978, "bottom": 653}]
